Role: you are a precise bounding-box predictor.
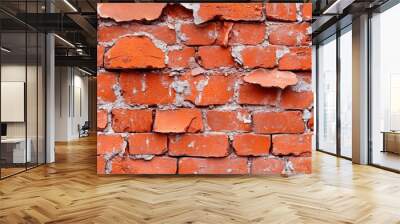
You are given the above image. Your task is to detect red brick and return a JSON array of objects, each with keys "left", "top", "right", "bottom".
[
  {"left": 128, "top": 133, "right": 167, "bottom": 155},
  {"left": 269, "top": 23, "right": 310, "bottom": 46},
  {"left": 167, "top": 47, "right": 195, "bottom": 69},
  {"left": 179, "top": 23, "right": 218, "bottom": 46},
  {"left": 97, "top": 71, "right": 117, "bottom": 103},
  {"left": 196, "top": 3, "right": 263, "bottom": 24},
  {"left": 109, "top": 156, "right": 177, "bottom": 174},
  {"left": 97, "top": 109, "right": 108, "bottom": 130},
  {"left": 238, "top": 46, "right": 276, "bottom": 68},
  {"left": 98, "top": 3, "right": 166, "bottom": 22},
  {"left": 272, "top": 134, "right": 312, "bottom": 156},
  {"left": 265, "top": 3, "right": 297, "bottom": 22},
  {"left": 120, "top": 72, "right": 175, "bottom": 105},
  {"left": 198, "top": 46, "right": 235, "bottom": 69},
  {"left": 216, "top": 22, "right": 234, "bottom": 46},
  {"left": 164, "top": 4, "right": 193, "bottom": 20},
  {"left": 154, "top": 108, "right": 203, "bottom": 133},
  {"left": 98, "top": 24, "right": 176, "bottom": 44},
  {"left": 112, "top": 108, "right": 153, "bottom": 133},
  {"left": 233, "top": 134, "right": 271, "bottom": 156},
  {"left": 253, "top": 111, "right": 305, "bottom": 134},
  {"left": 302, "top": 3, "right": 313, "bottom": 21},
  {"left": 183, "top": 74, "right": 236, "bottom": 106},
  {"left": 169, "top": 134, "right": 229, "bottom": 157},
  {"left": 289, "top": 157, "right": 312, "bottom": 174},
  {"left": 279, "top": 47, "right": 311, "bottom": 71},
  {"left": 206, "top": 109, "right": 251, "bottom": 132},
  {"left": 238, "top": 83, "right": 278, "bottom": 105},
  {"left": 97, "top": 155, "right": 106, "bottom": 174},
  {"left": 243, "top": 68, "right": 298, "bottom": 89},
  {"left": 97, "top": 45, "right": 105, "bottom": 67},
  {"left": 229, "top": 23, "right": 266, "bottom": 45},
  {"left": 251, "top": 157, "right": 285, "bottom": 175},
  {"left": 97, "top": 134, "right": 125, "bottom": 155},
  {"left": 281, "top": 89, "right": 313, "bottom": 109},
  {"left": 178, "top": 156, "right": 248, "bottom": 174},
  {"left": 104, "top": 36, "right": 165, "bottom": 69}
]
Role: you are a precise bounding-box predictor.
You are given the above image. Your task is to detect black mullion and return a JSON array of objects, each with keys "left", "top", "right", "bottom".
[
  {"left": 315, "top": 44, "right": 320, "bottom": 151},
  {"left": 336, "top": 27, "right": 341, "bottom": 157},
  {"left": 367, "top": 11, "right": 373, "bottom": 165},
  {"left": 24, "top": 0, "right": 28, "bottom": 171},
  {"left": 36, "top": 0, "right": 39, "bottom": 167}
]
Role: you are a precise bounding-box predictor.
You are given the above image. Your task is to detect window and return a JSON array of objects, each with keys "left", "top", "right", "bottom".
[
  {"left": 339, "top": 27, "right": 352, "bottom": 158},
  {"left": 317, "top": 35, "right": 337, "bottom": 154},
  {"left": 370, "top": 3, "right": 400, "bottom": 171}
]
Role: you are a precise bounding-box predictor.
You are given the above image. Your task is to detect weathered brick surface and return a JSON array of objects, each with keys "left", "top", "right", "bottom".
[
  {"left": 97, "top": 134, "right": 125, "bottom": 155},
  {"left": 251, "top": 157, "right": 285, "bottom": 175},
  {"left": 232, "top": 134, "right": 271, "bottom": 156},
  {"left": 154, "top": 108, "right": 203, "bottom": 133},
  {"left": 119, "top": 72, "right": 175, "bottom": 105},
  {"left": 112, "top": 109, "right": 153, "bottom": 133},
  {"left": 128, "top": 133, "right": 167, "bottom": 155},
  {"left": 269, "top": 23, "right": 311, "bottom": 46},
  {"left": 253, "top": 111, "right": 305, "bottom": 134},
  {"left": 97, "top": 109, "right": 108, "bottom": 130},
  {"left": 272, "top": 134, "right": 312, "bottom": 156},
  {"left": 97, "top": 71, "right": 117, "bottom": 103},
  {"left": 265, "top": 3, "right": 297, "bottom": 22},
  {"left": 167, "top": 47, "right": 195, "bottom": 69},
  {"left": 169, "top": 134, "right": 229, "bottom": 157},
  {"left": 229, "top": 23, "right": 266, "bottom": 45},
  {"left": 206, "top": 109, "right": 252, "bottom": 132},
  {"left": 179, "top": 156, "right": 248, "bottom": 174},
  {"left": 104, "top": 36, "right": 165, "bottom": 69},
  {"left": 279, "top": 47, "right": 312, "bottom": 71},
  {"left": 179, "top": 23, "right": 218, "bottom": 46},
  {"left": 198, "top": 46, "right": 235, "bottom": 68},
  {"left": 97, "top": 3, "right": 313, "bottom": 175},
  {"left": 238, "top": 46, "right": 276, "bottom": 68}
]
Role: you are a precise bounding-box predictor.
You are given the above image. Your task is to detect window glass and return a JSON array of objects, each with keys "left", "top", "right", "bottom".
[
  {"left": 371, "top": 3, "right": 400, "bottom": 171},
  {"left": 318, "top": 36, "right": 337, "bottom": 154},
  {"left": 340, "top": 27, "right": 352, "bottom": 158}
]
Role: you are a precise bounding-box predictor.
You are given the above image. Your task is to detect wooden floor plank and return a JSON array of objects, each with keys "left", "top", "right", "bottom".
[{"left": 1, "top": 136, "right": 400, "bottom": 224}]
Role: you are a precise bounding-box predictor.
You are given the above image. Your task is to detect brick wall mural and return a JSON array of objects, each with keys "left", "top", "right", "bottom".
[{"left": 97, "top": 3, "right": 313, "bottom": 175}]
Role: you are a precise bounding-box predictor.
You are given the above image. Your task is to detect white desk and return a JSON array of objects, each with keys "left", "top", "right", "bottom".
[{"left": 1, "top": 138, "right": 31, "bottom": 163}]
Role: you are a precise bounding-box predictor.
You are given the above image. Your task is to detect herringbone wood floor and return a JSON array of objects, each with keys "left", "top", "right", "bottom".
[{"left": 1, "top": 136, "right": 400, "bottom": 224}]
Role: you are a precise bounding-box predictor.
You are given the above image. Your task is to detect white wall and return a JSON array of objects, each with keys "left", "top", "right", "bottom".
[{"left": 54, "top": 67, "right": 89, "bottom": 141}]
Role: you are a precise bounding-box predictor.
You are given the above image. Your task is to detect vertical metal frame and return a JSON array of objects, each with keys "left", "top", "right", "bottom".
[
  {"left": 0, "top": 0, "right": 48, "bottom": 180},
  {"left": 315, "top": 45, "right": 320, "bottom": 151},
  {"left": 315, "top": 24, "right": 353, "bottom": 161},
  {"left": 336, "top": 27, "right": 342, "bottom": 157},
  {"left": 367, "top": 2, "right": 400, "bottom": 173}
]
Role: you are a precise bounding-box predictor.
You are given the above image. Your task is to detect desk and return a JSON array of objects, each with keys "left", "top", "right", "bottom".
[
  {"left": 382, "top": 131, "right": 400, "bottom": 155},
  {"left": 1, "top": 138, "right": 31, "bottom": 163}
]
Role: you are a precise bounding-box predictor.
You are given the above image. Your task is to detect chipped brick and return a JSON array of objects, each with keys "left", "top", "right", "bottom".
[
  {"left": 154, "top": 108, "right": 203, "bottom": 133},
  {"left": 243, "top": 68, "right": 298, "bottom": 89},
  {"left": 104, "top": 36, "right": 165, "bottom": 69},
  {"left": 98, "top": 3, "right": 167, "bottom": 22}
]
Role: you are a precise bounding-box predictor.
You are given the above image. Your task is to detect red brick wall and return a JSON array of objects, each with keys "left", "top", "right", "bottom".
[{"left": 97, "top": 3, "right": 313, "bottom": 175}]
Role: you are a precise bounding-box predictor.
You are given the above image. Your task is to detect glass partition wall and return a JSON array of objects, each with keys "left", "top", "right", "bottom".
[
  {"left": 370, "top": 3, "right": 400, "bottom": 171},
  {"left": 316, "top": 26, "right": 353, "bottom": 159},
  {"left": 0, "top": 1, "right": 46, "bottom": 179}
]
